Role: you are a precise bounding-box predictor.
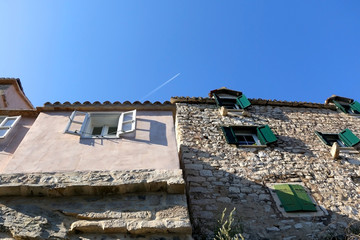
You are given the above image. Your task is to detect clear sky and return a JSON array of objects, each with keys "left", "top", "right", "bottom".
[{"left": 1, "top": 1, "right": 360, "bottom": 107}]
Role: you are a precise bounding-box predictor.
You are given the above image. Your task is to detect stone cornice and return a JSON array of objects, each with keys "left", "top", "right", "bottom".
[
  {"left": 0, "top": 169, "right": 185, "bottom": 197},
  {"left": 170, "top": 97, "right": 336, "bottom": 109}
]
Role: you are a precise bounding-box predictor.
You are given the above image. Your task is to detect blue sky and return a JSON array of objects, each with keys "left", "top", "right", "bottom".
[{"left": 1, "top": 1, "right": 360, "bottom": 107}]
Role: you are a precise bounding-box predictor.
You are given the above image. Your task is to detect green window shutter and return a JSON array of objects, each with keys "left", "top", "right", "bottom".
[
  {"left": 221, "top": 126, "right": 237, "bottom": 144},
  {"left": 256, "top": 125, "right": 277, "bottom": 145},
  {"left": 315, "top": 131, "right": 330, "bottom": 146},
  {"left": 213, "top": 94, "right": 223, "bottom": 107},
  {"left": 350, "top": 101, "right": 360, "bottom": 114},
  {"left": 339, "top": 129, "right": 360, "bottom": 147},
  {"left": 274, "top": 184, "right": 302, "bottom": 212},
  {"left": 333, "top": 100, "right": 347, "bottom": 113},
  {"left": 236, "top": 94, "right": 251, "bottom": 109},
  {"left": 290, "top": 185, "right": 317, "bottom": 212}
]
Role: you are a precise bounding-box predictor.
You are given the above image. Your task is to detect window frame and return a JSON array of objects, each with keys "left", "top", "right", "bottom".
[
  {"left": 221, "top": 125, "right": 277, "bottom": 146},
  {"left": 0, "top": 115, "right": 21, "bottom": 139},
  {"left": 214, "top": 93, "right": 251, "bottom": 110},
  {"left": 333, "top": 100, "right": 360, "bottom": 115},
  {"left": 64, "top": 110, "right": 136, "bottom": 138},
  {"left": 267, "top": 183, "right": 326, "bottom": 217},
  {"left": 315, "top": 129, "right": 360, "bottom": 148}
]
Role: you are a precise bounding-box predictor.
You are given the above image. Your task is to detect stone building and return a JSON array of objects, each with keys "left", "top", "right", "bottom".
[
  {"left": 1, "top": 79, "right": 360, "bottom": 240},
  {"left": 172, "top": 88, "right": 360, "bottom": 240},
  {"left": 0, "top": 78, "right": 192, "bottom": 239}
]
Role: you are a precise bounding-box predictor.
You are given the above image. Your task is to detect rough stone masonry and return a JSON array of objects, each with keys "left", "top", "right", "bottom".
[
  {"left": 173, "top": 98, "right": 360, "bottom": 240},
  {"left": 0, "top": 170, "right": 192, "bottom": 239}
]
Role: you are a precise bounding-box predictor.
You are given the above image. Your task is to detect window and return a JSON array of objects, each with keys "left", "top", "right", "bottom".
[
  {"left": 274, "top": 184, "right": 317, "bottom": 212},
  {"left": 0, "top": 116, "right": 21, "bottom": 139},
  {"left": 333, "top": 100, "right": 360, "bottom": 114},
  {"left": 221, "top": 125, "right": 277, "bottom": 146},
  {"left": 214, "top": 93, "right": 251, "bottom": 110},
  {"left": 315, "top": 129, "right": 360, "bottom": 147},
  {"left": 64, "top": 110, "right": 136, "bottom": 138}
]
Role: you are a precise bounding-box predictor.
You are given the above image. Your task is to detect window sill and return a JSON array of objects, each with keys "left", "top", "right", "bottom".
[
  {"left": 266, "top": 183, "right": 328, "bottom": 218},
  {"left": 325, "top": 145, "right": 359, "bottom": 154},
  {"left": 235, "top": 144, "right": 267, "bottom": 148},
  {"left": 81, "top": 136, "right": 120, "bottom": 139},
  {"left": 219, "top": 107, "right": 251, "bottom": 117},
  {"left": 339, "top": 147, "right": 359, "bottom": 154}
]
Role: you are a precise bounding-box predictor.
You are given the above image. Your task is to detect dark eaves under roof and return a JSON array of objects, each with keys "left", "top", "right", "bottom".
[{"left": 37, "top": 100, "right": 174, "bottom": 112}]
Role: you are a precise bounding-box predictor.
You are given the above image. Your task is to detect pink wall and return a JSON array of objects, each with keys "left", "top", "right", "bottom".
[
  {"left": 0, "top": 117, "right": 36, "bottom": 171},
  {"left": 1, "top": 85, "right": 33, "bottom": 110},
  {"left": 1, "top": 111, "right": 180, "bottom": 173}
]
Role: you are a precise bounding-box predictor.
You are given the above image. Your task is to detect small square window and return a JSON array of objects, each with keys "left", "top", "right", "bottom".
[
  {"left": 214, "top": 93, "right": 251, "bottom": 110},
  {"left": 267, "top": 183, "right": 327, "bottom": 217},
  {"left": 333, "top": 100, "right": 360, "bottom": 114},
  {"left": 0, "top": 116, "right": 21, "bottom": 139},
  {"left": 221, "top": 125, "right": 277, "bottom": 146},
  {"left": 64, "top": 110, "right": 136, "bottom": 138},
  {"left": 316, "top": 129, "right": 360, "bottom": 147}
]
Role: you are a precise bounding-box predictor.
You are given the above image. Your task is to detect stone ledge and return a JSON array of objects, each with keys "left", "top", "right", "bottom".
[{"left": 0, "top": 169, "right": 185, "bottom": 197}]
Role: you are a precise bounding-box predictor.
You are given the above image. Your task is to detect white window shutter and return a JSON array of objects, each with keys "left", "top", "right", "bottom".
[
  {"left": 0, "top": 116, "right": 21, "bottom": 139},
  {"left": 64, "top": 111, "right": 88, "bottom": 135},
  {"left": 117, "top": 110, "right": 136, "bottom": 137}
]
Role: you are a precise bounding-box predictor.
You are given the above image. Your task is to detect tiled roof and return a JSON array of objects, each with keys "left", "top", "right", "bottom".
[
  {"left": 43, "top": 100, "right": 172, "bottom": 106},
  {"left": 38, "top": 100, "right": 174, "bottom": 112}
]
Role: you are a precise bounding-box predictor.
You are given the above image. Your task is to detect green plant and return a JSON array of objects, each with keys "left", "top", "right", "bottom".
[
  {"left": 214, "top": 208, "right": 244, "bottom": 240},
  {"left": 345, "top": 221, "right": 360, "bottom": 240}
]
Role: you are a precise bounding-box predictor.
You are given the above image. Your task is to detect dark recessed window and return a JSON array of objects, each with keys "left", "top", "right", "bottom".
[
  {"left": 333, "top": 100, "right": 360, "bottom": 114},
  {"left": 214, "top": 93, "right": 251, "bottom": 110},
  {"left": 221, "top": 125, "right": 277, "bottom": 146},
  {"left": 315, "top": 129, "right": 360, "bottom": 147}
]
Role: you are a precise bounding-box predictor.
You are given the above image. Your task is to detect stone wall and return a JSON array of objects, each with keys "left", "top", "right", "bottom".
[
  {"left": 0, "top": 170, "right": 192, "bottom": 239},
  {"left": 175, "top": 102, "right": 360, "bottom": 239}
]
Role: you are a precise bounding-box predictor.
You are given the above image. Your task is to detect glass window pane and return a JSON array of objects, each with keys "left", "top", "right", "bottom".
[
  {"left": 0, "top": 129, "right": 8, "bottom": 137},
  {"left": 92, "top": 127, "right": 103, "bottom": 135},
  {"left": 0, "top": 117, "right": 5, "bottom": 124},
  {"left": 123, "top": 113, "right": 133, "bottom": 122},
  {"left": 107, "top": 127, "right": 117, "bottom": 135},
  {"left": 122, "top": 122, "right": 132, "bottom": 132},
  {"left": 3, "top": 118, "right": 16, "bottom": 127}
]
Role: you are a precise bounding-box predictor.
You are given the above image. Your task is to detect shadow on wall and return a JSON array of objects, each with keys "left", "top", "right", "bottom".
[
  {"left": 0, "top": 124, "right": 32, "bottom": 154},
  {"left": 180, "top": 145, "right": 360, "bottom": 240},
  {"left": 0, "top": 193, "right": 189, "bottom": 239},
  {"left": 79, "top": 118, "right": 168, "bottom": 147}
]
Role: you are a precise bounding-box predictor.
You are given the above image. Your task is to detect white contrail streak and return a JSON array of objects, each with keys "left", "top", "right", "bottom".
[{"left": 140, "top": 73, "right": 180, "bottom": 101}]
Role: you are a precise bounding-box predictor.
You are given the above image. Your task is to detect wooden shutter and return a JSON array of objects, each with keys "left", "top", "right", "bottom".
[
  {"left": 274, "top": 184, "right": 302, "bottom": 212},
  {"left": 213, "top": 94, "right": 224, "bottom": 107},
  {"left": 291, "top": 185, "right": 317, "bottom": 212},
  {"left": 339, "top": 129, "right": 360, "bottom": 147},
  {"left": 236, "top": 94, "right": 251, "bottom": 109},
  {"left": 64, "top": 111, "right": 88, "bottom": 135},
  {"left": 333, "top": 100, "right": 347, "bottom": 113},
  {"left": 256, "top": 125, "right": 277, "bottom": 145},
  {"left": 221, "top": 126, "right": 237, "bottom": 144},
  {"left": 350, "top": 101, "right": 360, "bottom": 114},
  {"left": 117, "top": 110, "right": 137, "bottom": 137},
  {"left": 315, "top": 131, "right": 330, "bottom": 146},
  {"left": 275, "top": 184, "right": 317, "bottom": 212}
]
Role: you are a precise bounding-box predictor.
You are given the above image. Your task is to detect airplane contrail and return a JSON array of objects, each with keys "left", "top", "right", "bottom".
[{"left": 140, "top": 73, "right": 180, "bottom": 101}]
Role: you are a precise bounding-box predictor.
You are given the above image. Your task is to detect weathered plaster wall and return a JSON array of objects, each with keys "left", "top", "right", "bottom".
[
  {"left": 0, "top": 117, "right": 35, "bottom": 172},
  {"left": 176, "top": 103, "right": 360, "bottom": 239},
  {"left": 1, "top": 84, "right": 33, "bottom": 110},
  {"left": 2, "top": 111, "right": 179, "bottom": 173}
]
